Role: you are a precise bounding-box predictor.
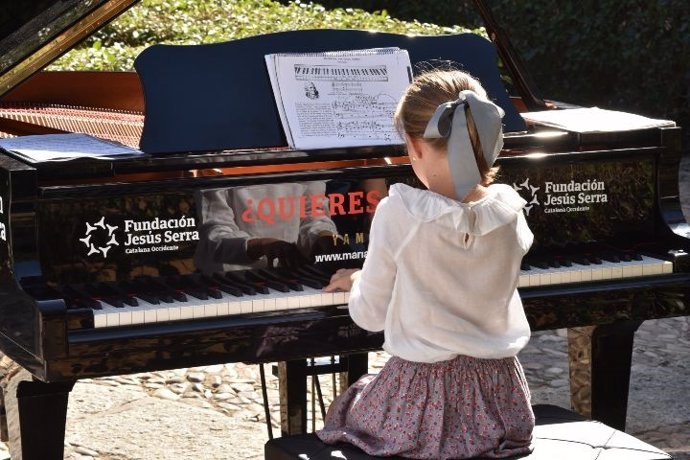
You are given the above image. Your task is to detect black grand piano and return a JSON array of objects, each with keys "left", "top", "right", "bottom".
[{"left": 0, "top": 1, "right": 688, "bottom": 459}]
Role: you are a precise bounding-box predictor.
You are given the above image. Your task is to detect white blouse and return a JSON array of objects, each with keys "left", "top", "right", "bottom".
[{"left": 349, "top": 182, "right": 534, "bottom": 362}]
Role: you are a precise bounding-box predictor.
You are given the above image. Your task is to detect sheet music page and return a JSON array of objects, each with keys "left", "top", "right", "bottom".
[
  {"left": 0, "top": 133, "right": 143, "bottom": 162},
  {"left": 521, "top": 107, "right": 675, "bottom": 133},
  {"left": 265, "top": 48, "right": 412, "bottom": 150}
]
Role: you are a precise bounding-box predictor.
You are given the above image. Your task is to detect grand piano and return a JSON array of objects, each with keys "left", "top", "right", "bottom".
[{"left": 0, "top": 1, "right": 689, "bottom": 459}]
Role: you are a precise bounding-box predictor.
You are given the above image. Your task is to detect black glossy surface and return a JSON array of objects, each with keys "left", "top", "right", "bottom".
[{"left": 0, "top": 1, "right": 108, "bottom": 77}]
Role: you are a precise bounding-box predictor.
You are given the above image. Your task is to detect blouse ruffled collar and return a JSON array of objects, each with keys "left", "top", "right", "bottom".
[{"left": 389, "top": 182, "right": 526, "bottom": 235}]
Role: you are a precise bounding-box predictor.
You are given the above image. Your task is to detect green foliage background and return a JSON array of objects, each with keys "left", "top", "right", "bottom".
[
  {"left": 51, "top": 0, "right": 479, "bottom": 72},
  {"left": 312, "top": 0, "right": 690, "bottom": 135}
]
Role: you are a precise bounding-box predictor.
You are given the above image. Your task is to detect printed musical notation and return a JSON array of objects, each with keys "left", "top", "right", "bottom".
[
  {"left": 265, "top": 48, "right": 412, "bottom": 150},
  {"left": 332, "top": 93, "right": 397, "bottom": 141}
]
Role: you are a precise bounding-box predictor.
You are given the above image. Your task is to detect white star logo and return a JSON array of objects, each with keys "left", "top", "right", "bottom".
[
  {"left": 513, "top": 178, "right": 541, "bottom": 215},
  {"left": 81, "top": 217, "right": 119, "bottom": 258}
]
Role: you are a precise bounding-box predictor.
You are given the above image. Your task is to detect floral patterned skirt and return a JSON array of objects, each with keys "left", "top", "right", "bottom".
[{"left": 317, "top": 354, "right": 534, "bottom": 459}]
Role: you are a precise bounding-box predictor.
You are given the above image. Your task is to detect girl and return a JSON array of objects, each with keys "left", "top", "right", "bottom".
[{"left": 316, "top": 69, "right": 535, "bottom": 459}]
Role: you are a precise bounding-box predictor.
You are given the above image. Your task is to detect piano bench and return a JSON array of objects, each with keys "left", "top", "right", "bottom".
[{"left": 264, "top": 404, "right": 673, "bottom": 460}]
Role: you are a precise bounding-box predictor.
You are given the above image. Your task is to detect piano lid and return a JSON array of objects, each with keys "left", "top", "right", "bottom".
[{"left": 0, "top": 0, "right": 139, "bottom": 98}]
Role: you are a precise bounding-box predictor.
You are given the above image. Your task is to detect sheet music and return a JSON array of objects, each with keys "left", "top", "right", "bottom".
[
  {"left": 0, "top": 133, "right": 143, "bottom": 162},
  {"left": 265, "top": 48, "right": 412, "bottom": 150},
  {"left": 521, "top": 107, "right": 675, "bottom": 133}
]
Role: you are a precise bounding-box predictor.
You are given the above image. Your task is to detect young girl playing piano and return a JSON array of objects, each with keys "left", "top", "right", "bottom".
[{"left": 317, "top": 69, "right": 535, "bottom": 459}]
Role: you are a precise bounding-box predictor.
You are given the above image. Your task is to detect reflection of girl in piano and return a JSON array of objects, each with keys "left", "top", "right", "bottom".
[
  {"left": 193, "top": 181, "right": 339, "bottom": 273},
  {"left": 317, "top": 69, "right": 536, "bottom": 459}
]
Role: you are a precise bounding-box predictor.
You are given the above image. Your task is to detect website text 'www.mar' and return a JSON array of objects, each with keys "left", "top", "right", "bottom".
[{"left": 314, "top": 250, "right": 368, "bottom": 263}]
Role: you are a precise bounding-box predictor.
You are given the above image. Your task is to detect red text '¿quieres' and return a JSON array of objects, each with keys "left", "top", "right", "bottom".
[{"left": 241, "top": 190, "right": 381, "bottom": 225}]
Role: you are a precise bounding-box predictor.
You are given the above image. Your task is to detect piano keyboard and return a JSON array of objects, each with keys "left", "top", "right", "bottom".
[
  {"left": 28, "top": 251, "right": 673, "bottom": 330},
  {"left": 518, "top": 254, "right": 673, "bottom": 288},
  {"left": 92, "top": 284, "right": 350, "bottom": 329},
  {"left": 43, "top": 267, "right": 347, "bottom": 329}
]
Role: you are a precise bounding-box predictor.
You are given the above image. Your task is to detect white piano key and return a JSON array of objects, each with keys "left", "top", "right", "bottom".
[
  {"left": 165, "top": 300, "right": 182, "bottom": 321},
  {"left": 93, "top": 302, "right": 118, "bottom": 328},
  {"left": 179, "top": 300, "right": 197, "bottom": 320},
  {"left": 590, "top": 265, "right": 604, "bottom": 281},
  {"left": 518, "top": 273, "right": 530, "bottom": 288},
  {"left": 143, "top": 300, "right": 160, "bottom": 323},
  {"left": 135, "top": 298, "right": 166, "bottom": 323},
  {"left": 227, "top": 298, "right": 243, "bottom": 315}
]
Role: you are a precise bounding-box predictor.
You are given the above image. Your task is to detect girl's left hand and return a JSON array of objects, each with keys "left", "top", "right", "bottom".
[{"left": 323, "top": 268, "right": 360, "bottom": 292}]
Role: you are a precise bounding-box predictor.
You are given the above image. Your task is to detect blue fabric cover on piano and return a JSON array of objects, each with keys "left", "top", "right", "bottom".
[{"left": 134, "top": 29, "right": 525, "bottom": 153}]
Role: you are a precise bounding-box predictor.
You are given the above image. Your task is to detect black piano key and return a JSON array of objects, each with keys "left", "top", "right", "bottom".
[
  {"left": 101, "top": 297, "right": 125, "bottom": 308},
  {"left": 245, "top": 271, "right": 291, "bottom": 293},
  {"left": 206, "top": 287, "right": 223, "bottom": 299},
  {"left": 601, "top": 252, "right": 621, "bottom": 263},
  {"left": 63, "top": 286, "right": 102, "bottom": 310},
  {"left": 219, "top": 272, "right": 257, "bottom": 295},
  {"left": 298, "top": 265, "right": 332, "bottom": 283},
  {"left": 208, "top": 274, "right": 244, "bottom": 297},
  {"left": 146, "top": 277, "right": 187, "bottom": 302},
  {"left": 532, "top": 260, "right": 549, "bottom": 269},
  {"left": 559, "top": 258, "right": 573, "bottom": 267},
  {"left": 256, "top": 269, "right": 303, "bottom": 292},
  {"left": 520, "top": 261, "right": 531, "bottom": 271},
  {"left": 225, "top": 271, "right": 269, "bottom": 294},
  {"left": 92, "top": 282, "right": 139, "bottom": 307},
  {"left": 139, "top": 293, "right": 161, "bottom": 304},
  {"left": 572, "top": 256, "right": 591, "bottom": 266},
  {"left": 587, "top": 254, "right": 603, "bottom": 265},
  {"left": 183, "top": 288, "right": 208, "bottom": 301},
  {"left": 180, "top": 274, "right": 223, "bottom": 300},
  {"left": 281, "top": 268, "right": 325, "bottom": 289},
  {"left": 79, "top": 298, "right": 102, "bottom": 310},
  {"left": 118, "top": 280, "right": 158, "bottom": 305}
]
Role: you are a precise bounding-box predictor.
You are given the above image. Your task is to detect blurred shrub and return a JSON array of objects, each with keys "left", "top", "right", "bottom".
[
  {"left": 312, "top": 0, "right": 690, "bottom": 130},
  {"left": 51, "top": 0, "right": 480, "bottom": 72}
]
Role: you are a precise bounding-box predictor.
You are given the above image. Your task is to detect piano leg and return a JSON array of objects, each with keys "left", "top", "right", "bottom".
[
  {"left": 278, "top": 353, "right": 369, "bottom": 436},
  {"left": 2, "top": 365, "right": 74, "bottom": 460},
  {"left": 568, "top": 320, "right": 642, "bottom": 431}
]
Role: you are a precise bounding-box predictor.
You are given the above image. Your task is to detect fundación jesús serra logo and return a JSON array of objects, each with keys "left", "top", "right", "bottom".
[
  {"left": 512, "top": 178, "right": 540, "bottom": 216},
  {"left": 80, "top": 216, "right": 118, "bottom": 258}
]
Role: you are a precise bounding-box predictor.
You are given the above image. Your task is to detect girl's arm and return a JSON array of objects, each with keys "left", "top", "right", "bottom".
[{"left": 323, "top": 200, "right": 396, "bottom": 332}]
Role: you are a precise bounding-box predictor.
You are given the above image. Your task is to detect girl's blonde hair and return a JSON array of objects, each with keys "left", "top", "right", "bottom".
[{"left": 393, "top": 69, "right": 499, "bottom": 184}]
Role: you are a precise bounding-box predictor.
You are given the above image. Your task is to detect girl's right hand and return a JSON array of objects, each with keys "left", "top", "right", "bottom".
[{"left": 323, "top": 268, "right": 360, "bottom": 292}]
